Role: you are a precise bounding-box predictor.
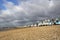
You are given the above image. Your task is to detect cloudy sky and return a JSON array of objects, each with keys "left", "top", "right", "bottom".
[{"left": 0, "top": 0, "right": 60, "bottom": 27}]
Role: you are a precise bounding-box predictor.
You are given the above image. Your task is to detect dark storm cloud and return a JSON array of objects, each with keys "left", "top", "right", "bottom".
[
  {"left": 0, "top": 0, "right": 60, "bottom": 27},
  {"left": 48, "top": 0, "right": 60, "bottom": 17}
]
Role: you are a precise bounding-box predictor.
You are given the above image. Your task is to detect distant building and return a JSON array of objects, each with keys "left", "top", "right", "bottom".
[{"left": 25, "top": 18, "right": 60, "bottom": 27}]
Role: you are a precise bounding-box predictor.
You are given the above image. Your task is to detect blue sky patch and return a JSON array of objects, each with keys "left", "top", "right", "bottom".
[
  {"left": 0, "top": 0, "right": 19, "bottom": 10},
  {"left": 7, "top": 0, "right": 19, "bottom": 5}
]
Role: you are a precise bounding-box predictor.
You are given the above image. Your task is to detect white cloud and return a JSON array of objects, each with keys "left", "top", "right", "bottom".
[{"left": 48, "top": 0, "right": 54, "bottom": 7}]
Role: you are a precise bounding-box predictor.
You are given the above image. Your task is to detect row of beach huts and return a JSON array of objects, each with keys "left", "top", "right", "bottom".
[{"left": 24, "top": 18, "right": 60, "bottom": 27}]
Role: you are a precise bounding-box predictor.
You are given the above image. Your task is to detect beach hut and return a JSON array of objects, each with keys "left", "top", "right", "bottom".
[
  {"left": 38, "top": 22, "right": 43, "bottom": 26},
  {"left": 54, "top": 20, "right": 60, "bottom": 25}
]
